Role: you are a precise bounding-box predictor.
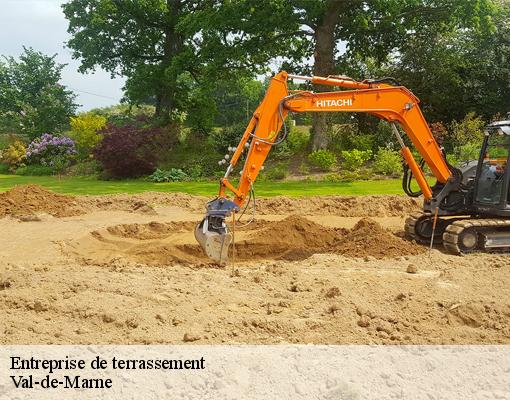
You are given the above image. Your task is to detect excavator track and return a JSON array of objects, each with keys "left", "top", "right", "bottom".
[
  {"left": 404, "top": 212, "right": 453, "bottom": 244},
  {"left": 443, "top": 219, "right": 510, "bottom": 254}
]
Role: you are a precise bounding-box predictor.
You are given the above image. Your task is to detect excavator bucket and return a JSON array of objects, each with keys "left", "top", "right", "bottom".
[
  {"left": 195, "top": 197, "right": 240, "bottom": 265},
  {"left": 194, "top": 219, "right": 231, "bottom": 265}
]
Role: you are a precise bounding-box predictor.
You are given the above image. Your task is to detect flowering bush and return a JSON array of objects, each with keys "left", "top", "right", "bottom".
[{"left": 26, "top": 133, "right": 77, "bottom": 172}]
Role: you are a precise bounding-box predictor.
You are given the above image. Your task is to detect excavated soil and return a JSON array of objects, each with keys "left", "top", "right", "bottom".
[
  {"left": 0, "top": 185, "right": 84, "bottom": 217},
  {"left": 333, "top": 218, "right": 423, "bottom": 259},
  {"left": 0, "top": 184, "right": 421, "bottom": 218},
  {"left": 66, "top": 215, "right": 424, "bottom": 266},
  {"left": 254, "top": 195, "right": 421, "bottom": 216},
  {"left": 0, "top": 184, "right": 508, "bottom": 345}
]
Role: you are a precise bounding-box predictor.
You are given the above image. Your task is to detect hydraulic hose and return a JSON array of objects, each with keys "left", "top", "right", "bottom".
[{"left": 402, "top": 158, "right": 426, "bottom": 197}]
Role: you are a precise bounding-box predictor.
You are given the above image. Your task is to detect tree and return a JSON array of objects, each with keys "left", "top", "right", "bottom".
[
  {"left": 230, "top": 0, "right": 496, "bottom": 148},
  {"left": 0, "top": 47, "right": 77, "bottom": 139},
  {"left": 388, "top": 0, "right": 509, "bottom": 123},
  {"left": 62, "top": 0, "right": 497, "bottom": 144},
  {"left": 63, "top": 0, "right": 219, "bottom": 123},
  {"left": 62, "top": 0, "right": 298, "bottom": 128}
]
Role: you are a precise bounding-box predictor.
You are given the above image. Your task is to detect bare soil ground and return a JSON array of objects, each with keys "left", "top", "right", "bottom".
[{"left": 0, "top": 185, "right": 509, "bottom": 344}]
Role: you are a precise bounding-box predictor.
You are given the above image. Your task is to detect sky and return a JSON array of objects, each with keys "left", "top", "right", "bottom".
[{"left": 0, "top": 0, "right": 125, "bottom": 110}]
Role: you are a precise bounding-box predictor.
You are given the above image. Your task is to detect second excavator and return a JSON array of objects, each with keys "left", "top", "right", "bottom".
[{"left": 195, "top": 71, "right": 510, "bottom": 264}]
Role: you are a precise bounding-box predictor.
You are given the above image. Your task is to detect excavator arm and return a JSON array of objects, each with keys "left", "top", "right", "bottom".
[{"left": 195, "top": 71, "right": 454, "bottom": 263}]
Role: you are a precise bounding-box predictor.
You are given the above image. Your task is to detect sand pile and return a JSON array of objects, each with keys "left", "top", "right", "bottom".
[
  {"left": 0, "top": 185, "right": 84, "bottom": 218},
  {"left": 334, "top": 218, "right": 424, "bottom": 259}
]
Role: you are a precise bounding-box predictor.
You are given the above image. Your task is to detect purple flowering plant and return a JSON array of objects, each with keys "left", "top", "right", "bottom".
[{"left": 26, "top": 133, "right": 77, "bottom": 169}]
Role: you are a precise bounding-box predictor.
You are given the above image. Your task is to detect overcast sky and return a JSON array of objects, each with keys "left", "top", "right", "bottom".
[{"left": 0, "top": 0, "right": 125, "bottom": 110}]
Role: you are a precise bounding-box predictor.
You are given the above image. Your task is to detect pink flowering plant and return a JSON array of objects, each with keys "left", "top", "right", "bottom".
[{"left": 26, "top": 133, "right": 77, "bottom": 172}]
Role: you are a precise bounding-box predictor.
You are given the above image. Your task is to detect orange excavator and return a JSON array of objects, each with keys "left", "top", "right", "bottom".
[{"left": 195, "top": 71, "right": 510, "bottom": 263}]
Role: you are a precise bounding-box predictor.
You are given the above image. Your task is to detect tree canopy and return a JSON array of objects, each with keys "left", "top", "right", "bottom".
[
  {"left": 61, "top": 0, "right": 505, "bottom": 141},
  {"left": 0, "top": 47, "right": 77, "bottom": 139}
]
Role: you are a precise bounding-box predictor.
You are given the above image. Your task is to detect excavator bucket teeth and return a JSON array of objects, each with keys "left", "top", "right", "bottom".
[{"left": 194, "top": 221, "right": 231, "bottom": 265}]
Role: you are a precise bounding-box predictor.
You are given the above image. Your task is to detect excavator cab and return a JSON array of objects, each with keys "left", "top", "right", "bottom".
[{"left": 473, "top": 121, "right": 510, "bottom": 210}]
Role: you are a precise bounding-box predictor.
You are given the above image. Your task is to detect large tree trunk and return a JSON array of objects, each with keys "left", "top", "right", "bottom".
[
  {"left": 311, "top": 0, "right": 348, "bottom": 149},
  {"left": 155, "top": 0, "right": 182, "bottom": 121}
]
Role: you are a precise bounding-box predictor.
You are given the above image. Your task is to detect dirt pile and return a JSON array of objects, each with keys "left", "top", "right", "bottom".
[
  {"left": 79, "top": 192, "right": 421, "bottom": 217},
  {"left": 79, "top": 192, "right": 205, "bottom": 214},
  {"left": 236, "top": 215, "right": 423, "bottom": 260},
  {"left": 107, "top": 221, "right": 196, "bottom": 240},
  {"left": 68, "top": 215, "right": 424, "bottom": 266},
  {"left": 256, "top": 195, "right": 421, "bottom": 216},
  {"left": 0, "top": 185, "right": 85, "bottom": 218},
  {"left": 0, "top": 184, "right": 421, "bottom": 220},
  {"left": 236, "top": 215, "right": 345, "bottom": 261},
  {"left": 334, "top": 218, "right": 424, "bottom": 258}
]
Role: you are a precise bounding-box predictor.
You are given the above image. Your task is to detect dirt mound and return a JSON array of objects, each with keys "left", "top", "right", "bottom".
[
  {"left": 256, "top": 195, "right": 421, "bottom": 216},
  {"left": 107, "top": 221, "right": 196, "bottom": 240},
  {"left": 79, "top": 192, "right": 420, "bottom": 217},
  {"left": 233, "top": 216, "right": 423, "bottom": 260},
  {"left": 0, "top": 185, "right": 84, "bottom": 218},
  {"left": 234, "top": 215, "right": 345, "bottom": 261},
  {"left": 334, "top": 218, "right": 423, "bottom": 258},
  {"left": 79, "top": 192, "right": 206, "bottom": 214},
  {"left": 231, "top": 215, "right": 422, "bottom": 261},
  {"left": 71, "top": 221, "right": 206, "bottom": 266},
  {"left": 67, "top": 216, "right": 424, "bottom": 267}
]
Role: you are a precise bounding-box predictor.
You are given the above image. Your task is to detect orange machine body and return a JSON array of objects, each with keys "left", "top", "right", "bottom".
[{"left": 219, "top": 71, "right": 452, "bottom": 205}]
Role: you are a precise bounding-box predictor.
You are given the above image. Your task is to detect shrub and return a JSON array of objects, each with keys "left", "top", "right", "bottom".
[
  {"left": 68, "top": 113, "right": 107, "bottom": 157},
  {"left": 372, "top": 148, "right": 401, "bottom": 176},
  {"left": 327, "top": 123, "right": 359, "bottom": 152},
  {"left": 15, "top": 165, "right": 55, "bottom": 176},
  {"left": 94, "top": 124, "right": 165, "bottom": 178},
  {"left": 298, "top": 162, "right": 310, "bottom": 174},
  {"left": 323, "top": 173, "right": 343, "bottom": 182},
  {"left": 456, "top": 141, "right": 481, "bottom": 162},
  {"left": 371, "top": 121, "right": 395, "bottom": 151},
  {"left": 308, "top": 149, "right": 337, "bottom": 171},
  {"left": 271, "top": 140, "right": 292, "bottom": 159},
  {"left": 149, "top": 168, "right": 189, "bottom": 182},
  {"left": 340, "top": 149, "right": 372, "bottom": 170},
  {"left": 264, "top": 162, "right": 288, "bottom": 180},
  {"left": 210, "top": 123, "right": 245, "bottom": 153},
  {"left": 66, "top": 160, "right": 102, "bottom": 176},
  {"left": 90, "top": 104, "right": 155, "bottom": 126},
  {"left": 449, "top": 113, "right": 485, "bottom": 148},
  {"left": 430, "top": 121, "right": 448, "bottom": 139},
  {"left": 1, "top": 138, "right": 26, "bottom": 171},
  {"left": 26, "top": 133, "right": 77, "bottom": 174},
  {"left": 322, "top": 169, "right": 374, "bottom": 182},
  {"left": 185, "top": 164, "right": 204, "bottom": 180},
  {"left": 287, "top": 126, "right": 310, "bottom": 151}
]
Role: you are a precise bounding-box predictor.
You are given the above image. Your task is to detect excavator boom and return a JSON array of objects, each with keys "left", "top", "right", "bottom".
[{"left": 195, "top": 71, "right": 454, "bottom": 264}]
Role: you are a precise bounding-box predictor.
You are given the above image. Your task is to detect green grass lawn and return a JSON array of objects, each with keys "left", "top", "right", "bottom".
[{"left": 0, "top": 174, "right": 411, "bottom": 196}]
